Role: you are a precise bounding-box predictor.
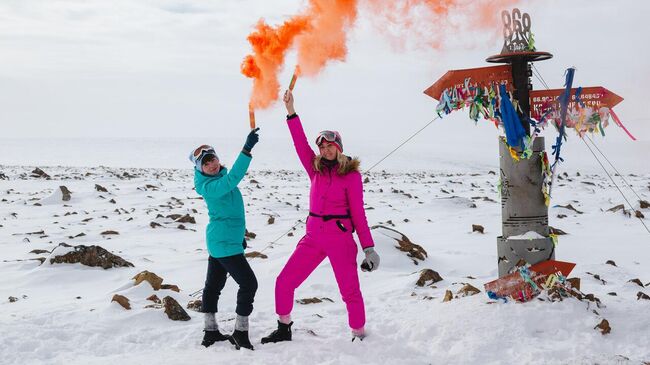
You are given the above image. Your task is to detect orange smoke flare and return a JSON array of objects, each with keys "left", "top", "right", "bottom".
[
  {"left": 242, "top": 0, "right": 520, "bottom": 109},
  {"left": 248, "top": 103, "right": 256, "bottom": 129},
  {"left": 288, "top": 65, "right": 301, "bottom": 91}
]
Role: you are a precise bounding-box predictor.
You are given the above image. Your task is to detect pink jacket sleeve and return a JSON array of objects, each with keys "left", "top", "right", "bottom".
[
  {"left": 347, "top": 171, "right": 375, "bottom": 249},
  {"left": 286, "top": 115, "right": 316, "bottom": 180}
]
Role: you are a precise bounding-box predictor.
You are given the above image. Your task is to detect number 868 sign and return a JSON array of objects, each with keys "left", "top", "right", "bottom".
[{"left": 501, "top": 8, "right": 533, "bottom": 53}]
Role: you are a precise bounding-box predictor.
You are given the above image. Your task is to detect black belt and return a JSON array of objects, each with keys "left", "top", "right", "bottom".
[{"left": 308, "top": 212, "right": 351, "bottom": 221}]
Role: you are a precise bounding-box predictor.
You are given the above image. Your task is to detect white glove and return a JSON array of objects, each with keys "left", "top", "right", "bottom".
[{"left": 361, "top": 247, "right": 380, "bottom": 272}]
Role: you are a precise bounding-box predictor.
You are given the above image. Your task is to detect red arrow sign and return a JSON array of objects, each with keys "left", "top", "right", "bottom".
[
  {"left": 424, "top": 65, "right": 513, "bottom": 100},
  {"left": 530, "top": 86, "right": 623, "bottom": 120}
]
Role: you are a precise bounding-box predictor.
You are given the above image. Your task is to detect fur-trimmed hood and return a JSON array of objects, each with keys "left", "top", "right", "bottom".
[{"left": 313, "top": 155, "right": 360, "bottom": 175}]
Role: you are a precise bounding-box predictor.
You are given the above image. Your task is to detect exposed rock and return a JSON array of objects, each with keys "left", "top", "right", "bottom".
[
  {"left": 635, "top": 210, "right": 645, "bottom": 219},
  {"left": 146, "top": 294, "right": 161, "bottom": 304},
  {"left": 371, "top": 225, "right": 427, "bottom": 264},
  {"left": 557, "top": 204, "right": 583, "bottom": 214},
  {"left": 100, "top": 230, "right": 119, "bottom": 235},
  {"left": 176, "top": 214, "right": 196, "bottom": 224},
  {"left": 594, "top": 319, "right": 611, "bottom": 335},
  {"left": 95, "top": 184, "right": 108, "bottom": 192},
  {"left": 133, "top": 271, "right": 163, "bottom": 290},
  {"left": 244, "top": 251, "right": 268, "bottom": 259},
  {"left": 457, "top": 284, "right": 481, "bottom": 297},
  {"left": 628, "top": 278, "right": 644, "bottom": 287},
  {"left": 31, "top": 168, "right": 50, "bottom": 179},
  {"left": 640, "top": 200, "right": 650, "bottom": 209},
  {"left": 605, "top": 260, "right": 617, "bottom": 267},
  {"left": 59, "top": 186, "right": 72, "bottom": 201},
  {"left": 29, "top": 249, "right": 49, "bottom": 255},
  {"left": 442, "top": 290, "right": 453, "bottom": 302},
  {"left": 566, "top": 278, "right": 581, "bottom": 291},
  {"left": 245, "top": 230, "right": 257, "bottom": 239},
  {"left": 471, "top": 224, "right": 484, "bottom": 234},
  {"left": 549, "top": 226, "right": 568, "bottom": 235},
  {"left": 267, "top": 216, "right": 275, "bottom": 225},
  {"left": 8, "top": 296, "right": 18, "bottom": 303},
  {"left": 160, "top": 284, "right": 180, "bottom": 292},
  {"left": 607, "top": 204, "right": 625, "bottom": 213},
  {"left": 637, "top": 292, "right": 650, "bottom": 300},
  {"left": 163, "top": 296, "right": 191, "bottom": 321},
  {"left": 297, "top": 297, "right": 334, "bottom": 305},
  {"left": 150, "top": 222, "right": 162, "bottom": 228},
  {"left": 50, "top": 244, "right": 134, "bottom": 269},
  {"left": 111, "top": 294, "right": 131, "bottom": 310},
  {"left": 416, "top": 269, "right": 443, "bottom": 287},
  {"left": 187, "top": 299, "right": 202, "bottom": 312}
]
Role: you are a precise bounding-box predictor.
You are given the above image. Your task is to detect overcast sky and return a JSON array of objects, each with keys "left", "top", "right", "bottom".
[{"left": 0, "top": 0, "right": 648, "bottom": 170}]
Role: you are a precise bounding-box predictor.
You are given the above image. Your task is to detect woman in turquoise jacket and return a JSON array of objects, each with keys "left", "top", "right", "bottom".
[{"left": 190, "top": 128, "right": 259, "bottom": 351}]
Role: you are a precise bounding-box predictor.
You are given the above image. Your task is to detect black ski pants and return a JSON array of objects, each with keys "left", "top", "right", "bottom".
[{"left": 201, "top": 253, "right": 258, "bottom": 316}]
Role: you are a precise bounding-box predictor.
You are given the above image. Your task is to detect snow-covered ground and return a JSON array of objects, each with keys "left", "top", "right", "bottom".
[{"left": 1, "top": 163, "right": 649, "bottom": 365}]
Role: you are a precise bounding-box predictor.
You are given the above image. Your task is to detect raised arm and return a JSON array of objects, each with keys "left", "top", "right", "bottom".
[
  {"left": 346, "top": 171, "right": 375, "bottom": 249},
  {"left": 284, "top": 90, "right": 316, "bottom": 179},
  {"left": 196, "top": 152, "right": 251, "bottom": 199}
]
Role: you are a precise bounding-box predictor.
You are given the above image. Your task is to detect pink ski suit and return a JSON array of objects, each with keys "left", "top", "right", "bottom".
[{"left": 275, "top": 114, "right": 375, "bottom": 331}]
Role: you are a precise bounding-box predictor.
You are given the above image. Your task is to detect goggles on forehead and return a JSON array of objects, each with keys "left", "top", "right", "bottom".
[
  {"left": 315, "top": 130, "right": 341, "bottom": 146},
  {"left": 193, "top": 145, "right": 215, "bottom": 159}
]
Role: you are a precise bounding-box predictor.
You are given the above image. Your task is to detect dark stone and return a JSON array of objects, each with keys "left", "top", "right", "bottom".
[
  {"left": 59, "top": 186, "right": 72, "bottom": 201},
  {"left": 186, "top": 299, "right": 202, "bottom": 312},
  {"left": 111, "top": 294, "right": 131, "bottom": 310},
  {"left": 594, "top": 319, "right": 611, "bottom": 335},
  {"left": 605, "top": 260, "right": 617, "bottom": 267},
  {"left": 133, "top": 271, "right": 163, "bottom": 290},
  {"left": 244, "top": 251, "right": 268, "bottom": 259},
  {"left": 163, "top": 296, "right": 191, "bottom": 321},
  {"left": 160, "top": 284, "right": 180, "bottom": 292},
  {"left": 371, "top": 225, "right": 427, "bottom": 264},
  {"left": 416, "top": 269, "right": 443, "bottom": 287},
  {"left": 95, "top": 184, "right": 108, "bottom": 192},
  {"left": 457, "top": 284, "right": 481, "bottom": 297},
  {"left": 147, "top": 294, "right": 161, "bottom": 304},
  {"left": 472, "top": 224, "right": 484, "bottom": 234},
  {"left": 31, "top": 168, "right": 50, "bottom": 179},
  {"left": 628, "top": 278, "right": 644, "bottom": 287},
  {"left": 50, "top": 244, "right": 134, "bottom": 269},
  {"left": 175, "top": 214, "right": 196, "bottom": 224}
]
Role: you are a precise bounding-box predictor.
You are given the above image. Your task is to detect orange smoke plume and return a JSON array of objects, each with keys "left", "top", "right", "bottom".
[{"left": 242, "top": 0, "right": 519, "bottom": 109}]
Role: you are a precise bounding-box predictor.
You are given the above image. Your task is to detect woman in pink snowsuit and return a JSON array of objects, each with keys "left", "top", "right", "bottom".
[{"left": 262, "top": 90, "right": 380, "bottom": 344}]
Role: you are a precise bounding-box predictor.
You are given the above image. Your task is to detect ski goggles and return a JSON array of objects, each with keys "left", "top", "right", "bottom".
[
  {"left": 315, "top": 130, "right": 342, "bottom": 147},
  {"left": 192, "top": 145, "right": 215, "bottom": 159}
]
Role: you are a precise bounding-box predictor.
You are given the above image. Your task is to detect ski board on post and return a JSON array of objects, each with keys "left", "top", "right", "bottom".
[
  {"left": 423, "top": 65, "right": 513, "bottom": 101},
  {"left": 484, "top": 260, "right": 576, "bottom": 302}
]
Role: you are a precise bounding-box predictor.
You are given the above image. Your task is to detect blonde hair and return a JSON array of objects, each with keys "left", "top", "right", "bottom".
[{"left": 313, "top": 150, "right": 356, "bottom": 175}]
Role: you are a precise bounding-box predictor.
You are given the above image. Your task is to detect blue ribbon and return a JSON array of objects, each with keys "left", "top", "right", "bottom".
[
  {"left": 499, "top": 84, "right": 526, "bottom": 150},
  {"left": 551, "top": 68, "right": 575, "bottom": 170}
]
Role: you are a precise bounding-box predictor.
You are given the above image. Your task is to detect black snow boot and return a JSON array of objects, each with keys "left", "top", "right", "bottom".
[
  {"left": 261, "top": 321, "right": 293, "bottom": 344},
  {"left": 201, "top": 329, "right": 230, "bottom": 347},
  {"left": 229, "top": 330, "right": 254, "bottom": 350}
]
